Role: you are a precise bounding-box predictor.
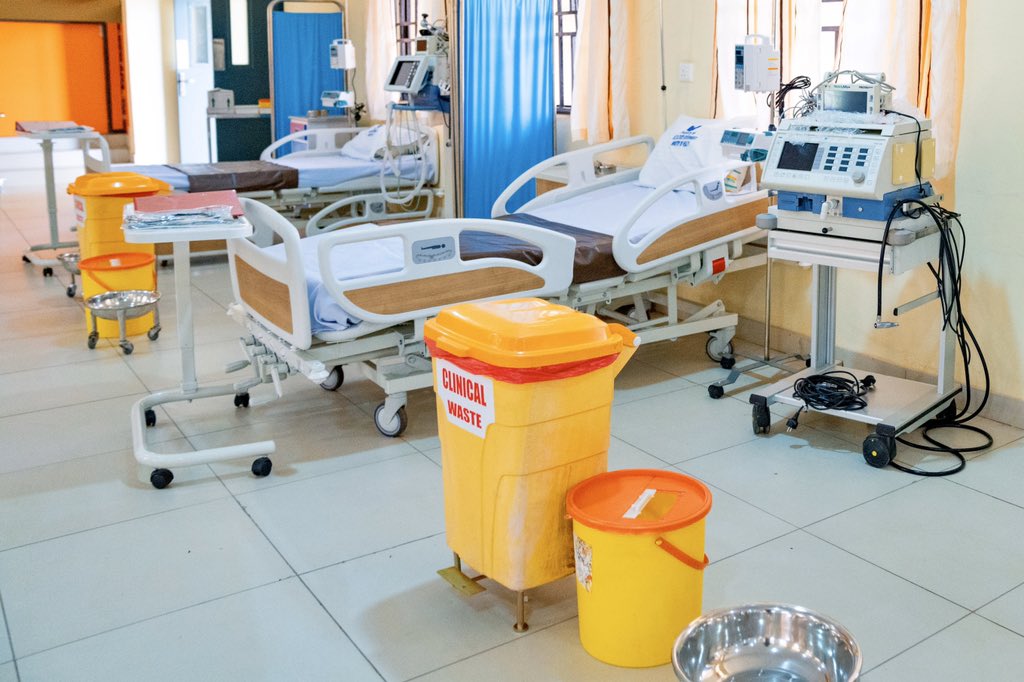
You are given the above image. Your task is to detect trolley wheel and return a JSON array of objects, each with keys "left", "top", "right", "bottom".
[
  {"left": 752, "top": 404, "right": 771, "bottom": 435},
  {"left": 120, "top": 341, "right": 134, "bottom": 355},
  {"left": 160, "top": 259, "right": 170, "bottom": 268},
  {"left": 233, "top": 392, "right": 250, "bottom": 408},
  {"left": 251, "top": 456, "right": 273, "bottom": 477},
  {"left": 319, "top": 366, "right": 344, "bottom": 391},
  {"left": 66, "top": 284, "right": 76, "bottom": 298},
  {"left": 150, "top": 468, "right": 174, "bottom": 489},
  {"left": 22, "top": 254, "right": 31, "bottom": 263},
  {"left": 374, "top": 403, "right": 408, "bottom": 438},
  {"left": 42, "top": 267, "right": 53, "bottom": 277},
  {"left": 708, "top": 384, "right": 725, "bottom": 400},
  {"left": 147, "top": 325, "right": 161, "bottom": 341},
  {"left": 87, "top": 332, "right": 98, "bottom": 350},
  {"left": 144, "top": 408, "right": 157, "bottom": 428},
  {"left": 706, "top": 337, "right": 734, "bottom": 363},
  {"left": 719, "top": 356, "right": 736, "bottom": 370},
  {"left": 863, "top": 434, "right": 896, "bottom": 468}
]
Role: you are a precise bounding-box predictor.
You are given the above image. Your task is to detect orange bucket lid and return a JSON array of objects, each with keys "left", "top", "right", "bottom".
[
  {"left": 68, "top": 172, "right": 171, "bottom": 197},
  {"left": 567, "top": 469, "right": 712, "bottom": 535},
  {"left": 80, "top": 252, "right": 155, "bottom": 271},
  {"left": 424, "top": 298, "right": 631, "bottom": 369}
]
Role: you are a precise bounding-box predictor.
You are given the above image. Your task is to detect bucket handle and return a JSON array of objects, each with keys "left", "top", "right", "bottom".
[{"left": 655, "top": 536, "right": 709, "bottom": 571}]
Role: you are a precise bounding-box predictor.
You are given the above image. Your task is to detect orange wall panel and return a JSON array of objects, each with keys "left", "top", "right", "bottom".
[{"left": 0, "top": 21, "right": 111, "bottom": 136}]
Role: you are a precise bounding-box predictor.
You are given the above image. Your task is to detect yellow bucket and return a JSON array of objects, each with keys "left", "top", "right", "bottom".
[
  {"left": 80, "top": 252, "right": 157, "bottom": 338},
  {"left": 567, "top": 469, "right": 712, "bottom": 667},
  {"left": 69, "top": 172, "right": 168, "bottom": 260},
  {"left": 424, "top": 299, "right": 638, "bottom": 591}
]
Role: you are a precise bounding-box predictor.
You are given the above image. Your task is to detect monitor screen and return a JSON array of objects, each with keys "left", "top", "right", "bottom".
[
  {"left": 389, "top": 60, "right": 419, "bottom": 87},
  {"left": 823, "top": 89, "right": 869, "bottom": 113},
  {"left": 777, "top": 141, "right": 819, "bottom": 171}
]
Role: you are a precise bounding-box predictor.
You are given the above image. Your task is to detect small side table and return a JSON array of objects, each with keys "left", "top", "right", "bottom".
[{"left": 124, "top": 216, "right": 275, "bottom": 489}]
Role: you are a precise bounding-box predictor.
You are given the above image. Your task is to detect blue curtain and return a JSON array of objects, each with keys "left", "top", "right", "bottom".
[
  {"left": 271, "top": 11, "right": 344, "bottom": 142},
  {"left": 463, "top": 0, "right": 554, "bottom": 218}
]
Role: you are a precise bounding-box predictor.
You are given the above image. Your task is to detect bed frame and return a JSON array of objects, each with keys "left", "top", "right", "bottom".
[
  {"left": 225, "top": 198, "right": 575, "bottom": 436},
  {"left": 492, "top": 135, "right": 769, "bottom": 362}
]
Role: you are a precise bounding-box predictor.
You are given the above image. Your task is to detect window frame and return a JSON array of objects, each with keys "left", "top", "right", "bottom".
[
  {"left": 554, "top": 0, "right": 578, "bottom": 114},
  {"left": 396, "top": 0, "right": 420, "bottom": 56}
]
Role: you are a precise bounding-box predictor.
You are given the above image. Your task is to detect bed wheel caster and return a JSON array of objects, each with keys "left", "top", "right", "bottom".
[
  {"left": 66, "top": 284, "right": 76, "bottom": 298},
  {"left": 150, "top": 468, "right": 174, "bottom": 489},
  {"left": 863, "top": 434, "right": 896, "bottom": 468},
  {"left": 144, "top": 409, "right": 157, "bottom": 428},
  {"left": 251, "top": 456, "right": 273, "bottom": 477},
  {"left": 120, "top": 341, "right": 134, "bottom": 355},
  {"left": 42, "top": 266, "right": 53, "bottom": 277},
  {"left": 319, "top": 366, "right": 344, "bottom": 391},
  {"left": 374, "top": 403, "right": 408, "bottom": 438},
  {"left": 708, "top": 384, "right": 725, "bottom": 400},
  {"left": 233, "top": 392, "right": 250, "bottom": 408},
  {"left": 706, "top": 337, "right": 733, "bottom": 364},
  {"left": 752, "top": 404, "right": 771, "bottom": 435},
  {"left": 87, "top": 332, "right": 98, "bottom": 350},
  {"left": 22, "top": 255, "right": 31, "bottom": 264},
  {"left": 147, "top": 325, "right": 161, "bottom": 341}
]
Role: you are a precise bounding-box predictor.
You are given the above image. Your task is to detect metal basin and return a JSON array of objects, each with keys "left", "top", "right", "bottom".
[
  {"left": 58, "top": 251, "right": 80, "bottom": 274},
  {"left": 673, "top": 604, "right": 861, "bottom": 682},
  {"left": 84, "top": 290, "right": 161, "bottom": 321}
]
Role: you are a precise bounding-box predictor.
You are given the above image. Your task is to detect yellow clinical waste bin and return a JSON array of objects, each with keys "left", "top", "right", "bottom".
[
  {"left": 424, "top": 298, "right": 638, "bottom": 594},
  {"left": 80, "top": 252, "right": 157, "bottom": 338},
  {"left": 566, "top": 469, "right": 712, "bottom": 668},
  {"left": 68, "top": 172, "right": 170, "bottom": 260}
]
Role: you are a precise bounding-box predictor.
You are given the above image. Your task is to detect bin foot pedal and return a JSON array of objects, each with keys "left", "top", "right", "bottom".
[{"left": 437, "top": 567, "right": 487, "bottom": 596}]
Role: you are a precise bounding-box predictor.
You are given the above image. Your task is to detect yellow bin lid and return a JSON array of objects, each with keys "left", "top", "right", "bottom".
[
  {"left": 567, "top": 469, "right": 712, "bottom": 535},
  {"left": 68, "top": 172, "right": 171, "bottom": 197},
  {"left": 424, "top": 298, "right": 627, "bottom": 369}
]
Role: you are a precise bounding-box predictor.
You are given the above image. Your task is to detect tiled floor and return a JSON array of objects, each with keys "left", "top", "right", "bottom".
[{"left": 2, "top": 165, "right": 1024, "bottom": 681}]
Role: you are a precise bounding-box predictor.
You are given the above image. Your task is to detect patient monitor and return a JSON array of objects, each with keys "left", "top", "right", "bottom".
[{"left": 384, "top": 55, "right": 431, "bottom": 94}]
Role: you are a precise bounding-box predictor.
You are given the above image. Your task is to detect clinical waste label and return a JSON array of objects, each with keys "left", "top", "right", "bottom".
[{"left": 435, "top": 358, "right": 495, "bottom": 438}]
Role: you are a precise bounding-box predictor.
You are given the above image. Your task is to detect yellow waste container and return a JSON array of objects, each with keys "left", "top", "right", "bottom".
[
  {"left": 68, "top": 172, "right": 170, "bottom": 260},
  {"left": 80, "top": 252, "right": 157, "bottom": 338},
  {"left": 424, "top": 298, "right": 638, "bottom": 594},
  {"left": 566, "top": 469, "right": 712, "bottom": 668}
]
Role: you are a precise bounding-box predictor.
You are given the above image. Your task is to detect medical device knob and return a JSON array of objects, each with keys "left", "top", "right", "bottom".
[
  {"left": 755, "top": 213, "right": 778, "bottom": 230},
  {"left": 852, "top": 171, "right": 866, "bottom": 184}
]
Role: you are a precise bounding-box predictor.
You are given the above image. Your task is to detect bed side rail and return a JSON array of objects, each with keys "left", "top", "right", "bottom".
[
  {"left": 316, "top": 218, "right": 576, "bottom": 325},
  {"left": 491, "top": 135, "right": 655, "bottom": 218},
  {"left": 81, "top": 136, "right": 112, "bottom": 173},
  {"left": 228, "top": 198, "right": 314, "bottom": 349},
  {"left": 611, "top": 162, "right": 769, "bottom": 273}
]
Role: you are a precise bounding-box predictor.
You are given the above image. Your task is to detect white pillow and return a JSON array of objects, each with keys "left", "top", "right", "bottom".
[
  {"left": 636, "top": 116, "right": 750, "bottom": 190},
  {"left": 340, "top": 124, "right": 422, "bottom": 161}
]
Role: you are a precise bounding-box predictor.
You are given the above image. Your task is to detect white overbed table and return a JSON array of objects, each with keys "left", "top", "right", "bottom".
[{"left": 124, "top": 216, "right": 275, "bottom": 489}]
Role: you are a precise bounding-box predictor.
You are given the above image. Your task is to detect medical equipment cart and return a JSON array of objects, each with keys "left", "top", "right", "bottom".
[
  {"left": 15, "top": 121, "right": 101, "bottom": 275},
  {"left": 123, "top": 206, "right": 276, "bottom": 489}
]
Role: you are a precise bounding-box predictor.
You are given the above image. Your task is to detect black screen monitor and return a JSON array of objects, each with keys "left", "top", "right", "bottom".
[
  {"left": 823, "top": 89, "right": 869, "bottom": 113},
  {"left": 777, "top": 141, "right": 819, "bottom": 172}
]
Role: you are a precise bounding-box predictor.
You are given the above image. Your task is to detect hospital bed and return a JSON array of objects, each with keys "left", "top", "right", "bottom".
[
  {"left": 80, "top": 125, "right": 437, "bottom": 222},
  {"left": 224, "top": 134, "right": 768, "bottom": 436}
]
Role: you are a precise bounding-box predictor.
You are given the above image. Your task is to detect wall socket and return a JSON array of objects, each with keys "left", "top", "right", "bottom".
[{"left": 678, "top": 62, "right": 695, "bottom": 82}]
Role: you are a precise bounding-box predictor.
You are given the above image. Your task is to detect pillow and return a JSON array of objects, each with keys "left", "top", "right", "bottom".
[
  {"left": 636, "top": 116, "right": 751, "bottom": 190},
  {"left": 340, "top": 124, "right": 423, "bottom": 161}
]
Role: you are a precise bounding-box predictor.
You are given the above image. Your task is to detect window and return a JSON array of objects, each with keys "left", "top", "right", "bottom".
[
  {"left": 396, "top": 0, "right": 420, "bottom": 56},
  {"left": 554, "top": 0, "right": 578, "bottom": 114},
  {"left": 820, "top": 0, "right": 843, "bottom": 73}
]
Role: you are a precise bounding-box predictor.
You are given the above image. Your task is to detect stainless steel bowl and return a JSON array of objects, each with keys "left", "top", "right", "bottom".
[
  {"left": 84, "top": 290, "right": 161, "bottom": 320},
  {"left": 58, "top": 251, "right": 80, "bottom": 274},
  {"left": 673, "top": 604, "right": 862, "bottom": 682}
]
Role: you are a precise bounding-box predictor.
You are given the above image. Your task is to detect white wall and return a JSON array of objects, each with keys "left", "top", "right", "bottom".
[{"left": 122, "top": 0, "right": 179, "bottom": 163}]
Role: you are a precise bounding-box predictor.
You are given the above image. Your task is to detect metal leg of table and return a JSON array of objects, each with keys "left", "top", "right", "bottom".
[
  {"left": 23, "top": 138, "right": 77, "bottom": 268},
  {"left": 131, "top": 240, "right": 275, "bottom": 482}
]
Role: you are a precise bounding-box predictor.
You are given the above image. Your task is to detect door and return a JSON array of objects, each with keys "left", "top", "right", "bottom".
[{"left": 174, "top": 0, "right": 214, "bottom": 163}]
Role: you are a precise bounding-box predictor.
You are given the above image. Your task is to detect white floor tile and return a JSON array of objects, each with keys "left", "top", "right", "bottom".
[
  {"left": 0, "top": 306, "right": 88, "bottom": 341},
  {"left": 0, "top": 327, "right": 114, "bottom": 375},
  {"left": 415, "top": 618, "right": 671, "bottom": 682},
  {"left": 16, "top": 578, "right": 382, "bottom": 682},
  {"left": 951, "top": 439, "right": 1024, "bottom": 507},
  {"left": 606, "top": 436, "right": 673, "bottom": 470},
  {"left": 697, "top": 481, "right": 796, "bottom": 562},
  {"left": 809, "top": 479, "right": 1024, "bottom": 609},
  {"left": 610, "top": 384, "right": 759, "bottom": 463},
  {"left": 978, "top": 582, "right": 1024, "bottom": 637},
  {"left": 0, "top": 442, "right": 229, "bottom": 551},
  {"left": 0, "top": 498, "right": 292, "bottom": 657},
  {"left": 0, "top": 662, "right": 15, "bottom": 682},
  {"left": 0, "top": 357, "right": 146, "bottom": 418},
  {"left": 238, "top": 454, "right": 445, "bottom": 573},
  {"left": 866, "top": 615, "right": 1024, "bottom": 680},
  {"left": 702, "top": 531, "right": 966, "bottom": 671},
  {"left": 0, "top": 394, "right": 183, "bottom": 475},
  {"left": 302, "top": 534, "right": 578, "bottom": 682},
  {"left": 0, "top": 601, "right": 10, "bottom": 664},
  {"left": 631, "top": 334, "right": 724, "bottom": 382},
  {"left": 121, "top": 338, "right": 247, "bottom": 392},
  {"left": 612, "top": 359, "right": 695, "bottom": 406},
  {"left": 679, "top": 430, "right": 914, "bottom": 526}
]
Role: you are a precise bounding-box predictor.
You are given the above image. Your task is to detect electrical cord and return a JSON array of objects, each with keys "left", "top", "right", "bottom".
[
  {"left": 869, "top": 197, "right": 992, "bottom": 476},
  {"left": 768, "top": 76, "right": 811, "bottom": 120},
  {"left": 787, "top": 371, "right": 875, "bottom": 431}
]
